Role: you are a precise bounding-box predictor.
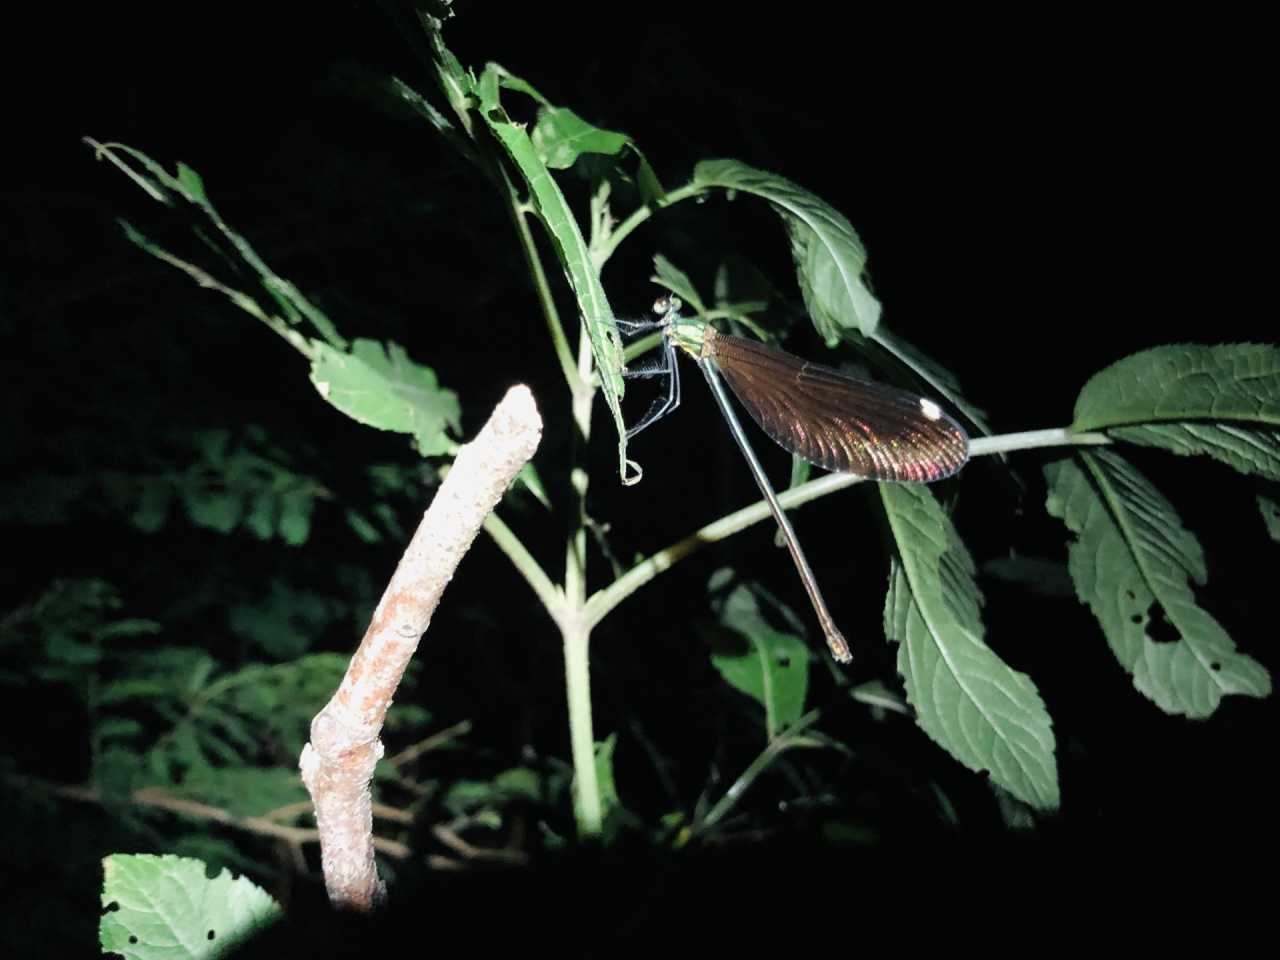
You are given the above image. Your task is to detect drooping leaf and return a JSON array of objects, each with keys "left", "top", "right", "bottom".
[
  {"left": 1072, "top": 344, "right": 1280, "bottom": 480},
  {"left": 1044, "top": 450, "right": 1271, "bottom": 716},
  {"left": 693, "top": 159, "right": 881, "bottom": 342},
  {"left": 882, "top": 483, "right": 1059, "bottom": 810},
  {"left": 470, "top": 63, "right": 635, "bottom": 482},
  {"left": 100, "top": 854, "right": 281, "bottom": 959}
]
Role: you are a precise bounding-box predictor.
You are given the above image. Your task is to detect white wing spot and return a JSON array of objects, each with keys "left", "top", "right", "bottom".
[{"left": 919, "top": 398, "right": 943, "bottom": 421}]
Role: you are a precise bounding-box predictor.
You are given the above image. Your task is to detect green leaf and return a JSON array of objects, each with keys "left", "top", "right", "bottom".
[
  {"left": 277, "top": 489, "right": 313, "bottom": 545},
  {"left": 514, "top": 462, "right": 551, "bottom": 508},
  {"left": 494, "top": 766, "right": 542, "bottom": 802},
  {"left": 710, "top": 583, "right": 810, "bottom": 738},
  {"left": 693, "top": 159, "right": 881, "bottom": 342},
  {"left": 591, "top": 733, "right": 639, "bottom": 843},
  {"left": 243, "top": 490, "right": 276, "bottom": 541},
  {"left": 1044, "top": 450, "right": 1271, "bottom": 716},
  {"left": 1259, "top": 494, "right": 1280, "bottom": 542},
  {"left": 529, "top": 104, "right": 663, "bottom": 204},
  {"left": 882, "top": 483, "right": 1059, "bottom": 810},
  {"left": 100, "top": 854, "right": 281, "bottom": 959},
  {"left": 1072, "top": 344, "right": 1280, "bottom": 480},
  {"left": 594, "top": 733, "right": 621, "bottom": 826},
  {"left": 532, "top": 106, "right": 630, "bottom": 168},
  {"left": 175, "top": 162, "right": 207, "bottom": 202},
  {"left": 473, "top": 65, "right": 634, "bottom": 482},
  {"left": 310, "top": 338, "right": 460, "bottom": 455},
  {"left": 182, "top": 489, "right": 242, "bottom": 534}
]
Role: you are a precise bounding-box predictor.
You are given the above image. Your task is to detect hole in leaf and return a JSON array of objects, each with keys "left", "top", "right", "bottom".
[
  {"left": 1146, "top": 605, "right": 1179, "bottom": 644},
  {"left": 1210, "top": 662, "right": 1222, "bottom": 672},
  {"left": 777, "top": 655, "right": 791, "bottom": 668},
  {"left": 103, "top": 901, "right": 119, "bottom": 914},
  {"left": 208, "top": 930, "right": 216, "bottom": 940},
  {"left": 1130, "top": 614, "right": 1143, "bottom": 624},
  {"left": 129, "top": 936, "right": 138, "bottom": 945}
]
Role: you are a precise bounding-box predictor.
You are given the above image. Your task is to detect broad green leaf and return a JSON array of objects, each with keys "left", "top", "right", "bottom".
[
  {"left": 882, "top": 483, "right": 1059, "bottom": 810},
  {"left": 530, "top": 104, "right": 663, "bottom": 203},
  {"left": 532, "top": 106, "right": 630, "bottom": 168},
  {"left": 693, "top": 159, "right": 881, "bottom": 342},
  {"left": 310, "top": 338, "right": 460, "bottom": 455},
  {"left": 1072, "top": 344, "right": 1280, "bottom": 480},
  {"left": 1260, "top": 494, "right": 1280, "bottom": 542},
  {"left": 710, "top": 583, "right": 810, "bottom": 738},
  {"left": 100, "top": 854, "right": 281, "bottom": 959},
  {"left": 472, "top": 64, "right": 634, "bottom": 482},
  {"left": 1045, "top": 450, "right": 1271, "bottom": 716}
]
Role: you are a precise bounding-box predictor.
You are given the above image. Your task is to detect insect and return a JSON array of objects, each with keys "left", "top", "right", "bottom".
[{"left": 620, "top": 297, "right": 969, "bottom": 662}]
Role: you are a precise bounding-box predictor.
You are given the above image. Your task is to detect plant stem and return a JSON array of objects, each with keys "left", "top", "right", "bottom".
[
  {"left": 483, "top": 512, "right": 565, "bottom": 625},
  {"left": 968, "top": 427, "right": 1110, "bottom": 456},
  {"left": 559, "top": 305, "right": 603, "bottom": 837},
  {"left": 511, "top": 199, "right": 579, "bottom": 391},
  {"left": 562, "top": 614, "right": 601, "bottom": 836},
  {"left": 583, "top": 425, "right": 1112, "bottom": 629},
  {"left": 696, "top": 711, "right": 821, "bottom": 834},
  {"left": 593, "top": 183, "right": 706, "bottom": 268}
]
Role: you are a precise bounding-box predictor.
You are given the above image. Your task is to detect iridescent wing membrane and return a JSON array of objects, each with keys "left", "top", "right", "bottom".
[{"left": 703, "top": 328, "right": 969, "bottom": 482}]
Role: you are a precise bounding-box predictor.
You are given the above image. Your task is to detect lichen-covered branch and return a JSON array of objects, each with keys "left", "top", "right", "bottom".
[{"left": 299, "top": 385, "right": 543, "bottom": 911}]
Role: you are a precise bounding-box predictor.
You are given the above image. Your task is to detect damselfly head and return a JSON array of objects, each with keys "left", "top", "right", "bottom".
[{"left": 652, "top": 295, "right": 683, "bottom": 319}]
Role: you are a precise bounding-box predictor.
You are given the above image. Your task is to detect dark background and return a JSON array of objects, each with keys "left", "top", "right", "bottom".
[{"left": 2, "top": 1, "right": 1274, "bottom": 950}]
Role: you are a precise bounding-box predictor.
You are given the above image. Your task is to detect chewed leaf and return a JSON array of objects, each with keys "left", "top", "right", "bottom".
[
  {"left": 1044, "top": 450, "right": 1271, "bottom": 716},
  {"left": 100, "top": 853, "right": 281, "bottom": 958},
  {"left": 710, "top": 579, "right": 810, "bottom": 738}
]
